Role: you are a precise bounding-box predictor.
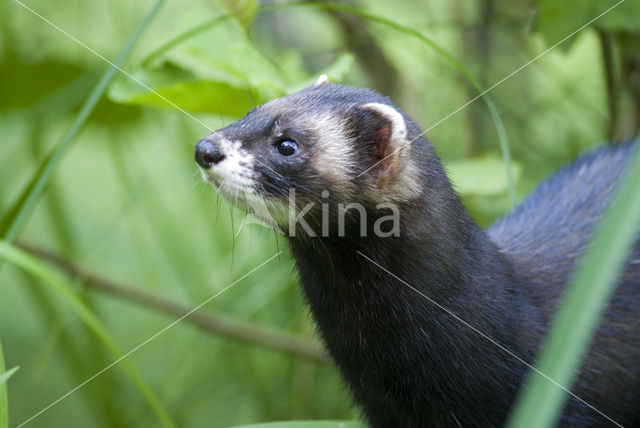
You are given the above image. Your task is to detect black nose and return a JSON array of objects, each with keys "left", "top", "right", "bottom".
[{"left": 195, "top": 137, "right": 225, "bottom": 168}]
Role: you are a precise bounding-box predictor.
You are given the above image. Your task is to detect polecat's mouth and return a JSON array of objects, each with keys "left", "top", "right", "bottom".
[
  {"left": 199, "top": 169, "right": 221, "bottom": 188},
  {"left": 200, "top": 168, "right": 254, "bottom": 199}
]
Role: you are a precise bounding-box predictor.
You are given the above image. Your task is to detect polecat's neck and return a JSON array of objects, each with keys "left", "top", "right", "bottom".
[
  {"left": 288, "top": 187, "right": 520, "bottom": 324},
  {"left": 287, "top": 189, "right": 542, "bottom": 426}
]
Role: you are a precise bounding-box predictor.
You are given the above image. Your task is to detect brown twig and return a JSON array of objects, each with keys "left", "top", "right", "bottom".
[{"left": 17, "top": 241, "right": 327, "bottom": 362}]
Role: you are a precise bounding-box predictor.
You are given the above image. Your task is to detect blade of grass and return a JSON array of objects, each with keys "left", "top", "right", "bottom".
[
  {"left": 0, "top": 242, "right": 175, "bottom": 428},
  {"left": 9, "top": 113, "right": 128, "bottom": 424},
  {"left": 140, "top": 1, "right": 516, "bottom": 206},
  {"left": 507, "top": 143, "right": 640, "bottom": 428},
  {"left": 20, "top": 274, "right": 127, "bottom": 424},
  {"left": 0, "top": 341, "right": 19, "bottom": 428},
  {"left": 0, "top": 0, "right": 166, "bottom": 242},
  {"left": 0, "top": 368, "right": 19, "bottom": 389}
]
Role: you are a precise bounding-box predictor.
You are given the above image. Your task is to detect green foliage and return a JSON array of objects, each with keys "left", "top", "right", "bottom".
[
  {"left": 231, "top": 422, "right": 366, "bottom": 428},
  {"left": 0, "top": 0, "right": 166, "bottom": 243},
  {"left": 446, "top": 156, "right": 521, "bottom": 196},
  {"left": 109, "top": 17, "right": 354, "bottom": 116},
  {"left": 0, "top": 242, "right": 175, "bottom": 428},
  {"left": 0, "top": 367, "right": 18, "bottom": 389},
  {"left": 0, "top": 368, "right": 18, "bottom": 392},
  {"left": 536, "top": 0, "right": 640, "bottom": 43},
  {"left": 0, "top": 342, "right": 19, "bottom": 428},
  {"left": 217, "top": 0, "right": 259, "bottom": 29}
]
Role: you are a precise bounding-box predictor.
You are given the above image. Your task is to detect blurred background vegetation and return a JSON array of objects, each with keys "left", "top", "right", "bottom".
[{"left": 1, "top": 0, "right": 639, "bottom": 427}]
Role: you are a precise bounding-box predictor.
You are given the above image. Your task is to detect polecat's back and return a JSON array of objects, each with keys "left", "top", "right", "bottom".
[
  {"left": 487, "top": 143, "right": 640, "bottom": 424},
  {"left": 488, "top": 142, "right": 639, "bottom": 305}
]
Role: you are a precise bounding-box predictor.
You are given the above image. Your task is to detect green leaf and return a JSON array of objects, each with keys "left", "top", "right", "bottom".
[
  {"left": 508, "top": 145, "right": 640, "bottom": 428},
  {"left": 0, "top": 59, "right": 85, "bottom": 111},
  {"left": 446, "top": 156, "right": 521, "bottom": 196},
  {"left": 217, "top": 0, "right": 258, "bottom": 29},
  {"left": 0, "top": 242, "right": 175, "bottom": 428},
  {"left": 598, "top": 1, "right": 640, "bottom": 33},
  {"left": 231, "top": 421, "right": 367, "bottom": 428},
  {"left": 109, "top": 20, "right": 282, "bottom": 114},
  {"left": 109, "top": 68, "right": 266, "bottom": 116},
  {"left": 0, "top": 368, "right": 18, "bottom": 388},
  {"left": 0, "top": 342, "right": 19, "bottom": 428},
  {"left": 289, "top": 53, "right": 355, "bottom": 92},
  {"left": 535, "top": 0, "right": 639, "bottom": 45},
  {"left": 108, "top": 14, "right": 354, "bottom": 116}
]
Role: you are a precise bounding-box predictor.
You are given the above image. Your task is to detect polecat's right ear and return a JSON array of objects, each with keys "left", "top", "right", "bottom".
[{"left": 359, "top": 103, "right": 410, "bottom": 188}]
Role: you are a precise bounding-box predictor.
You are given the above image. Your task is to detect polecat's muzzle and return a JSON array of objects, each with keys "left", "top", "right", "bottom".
[{"left": 195, "top": 136, "right": 225, "bottom": 169}]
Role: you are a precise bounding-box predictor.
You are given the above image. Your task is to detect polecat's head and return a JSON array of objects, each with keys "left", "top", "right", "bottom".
[{"left": 195, "top": 78, "right": 428, "bottom": 235}]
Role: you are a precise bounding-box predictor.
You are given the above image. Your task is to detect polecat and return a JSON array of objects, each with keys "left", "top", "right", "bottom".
[{"left": 194, "top": 79, "right": 640, "bottom": 427}]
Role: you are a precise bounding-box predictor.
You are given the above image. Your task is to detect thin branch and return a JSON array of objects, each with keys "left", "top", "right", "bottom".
[{"left": 17, "top": 241, "right": 327, "bottom": 362}]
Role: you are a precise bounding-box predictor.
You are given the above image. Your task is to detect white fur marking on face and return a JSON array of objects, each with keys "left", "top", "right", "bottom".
[
  {"left": 242, "top": 191, "right": 289, "bottom": 232},
  {"left": 198, "top": 136, "right": 256, "bottom": 195},
  {"left": 197, "top": 133, "right": 290, "bottom": 233}
]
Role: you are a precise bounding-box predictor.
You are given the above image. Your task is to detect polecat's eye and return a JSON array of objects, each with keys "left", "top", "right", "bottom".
[{"left": 276, "top": 139, "right": 298, "bottom": 156}]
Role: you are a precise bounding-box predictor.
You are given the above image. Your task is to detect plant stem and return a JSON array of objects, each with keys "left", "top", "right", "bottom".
[{"left": 17, "top": 242, "right": 326, "bottom": 362}]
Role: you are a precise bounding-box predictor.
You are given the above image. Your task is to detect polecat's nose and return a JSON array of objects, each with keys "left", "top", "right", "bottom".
[{"left": 195, "top": 137, "right": 225, "bottom": 168}]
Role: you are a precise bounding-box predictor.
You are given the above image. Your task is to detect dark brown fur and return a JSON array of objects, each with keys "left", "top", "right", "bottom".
[{"left": 196, "top": 84, "right": 640, "bottom": 427}]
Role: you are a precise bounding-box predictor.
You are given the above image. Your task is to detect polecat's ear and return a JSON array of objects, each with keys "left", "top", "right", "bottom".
[
  {"left": 315, "top": 74, "right": 329, "bottom": 86},
  {"left": 359, "top": 102, "right": 409, "bottom": 188}
]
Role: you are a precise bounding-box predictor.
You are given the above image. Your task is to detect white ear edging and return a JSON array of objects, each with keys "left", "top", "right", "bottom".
[
  {"left": 315, "top": 74, "right": 330, "bottom": 86},
  {"left": 361, "top": 102, "right": 408, "bottom": 144},
  {"left": 359, "top": 103, "right": 421, "bottom": 198}
]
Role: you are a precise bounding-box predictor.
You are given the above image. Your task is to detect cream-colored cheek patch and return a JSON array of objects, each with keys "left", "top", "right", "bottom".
[{"left": 307, "top": 114, "right": 358, "bottom": 199}]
